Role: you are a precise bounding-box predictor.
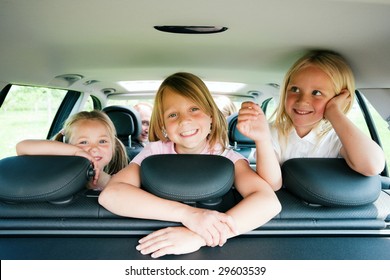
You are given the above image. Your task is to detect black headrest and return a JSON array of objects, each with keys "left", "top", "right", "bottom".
[
  {"left": 140, "top": 154, "right": 234, "bottom": 204},
  {"left": 103, "top": 105, "right": 141, "bottom": 144},
  {"left": 0, "top": 155, "right": 94, "bottom": 204},
  {"left": 227, "top": 113, "right": 255, "bottom": 148},
  {"left": 282, "top": 158, "right": 381, "bottom": 207}
]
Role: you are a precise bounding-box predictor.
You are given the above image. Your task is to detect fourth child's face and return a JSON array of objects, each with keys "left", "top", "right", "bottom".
[
  {"left": 162, "top": 88, "right": 212, "bottom": 154},
  {"left": 285, "top": 65, "right": 336, "bottom": 137},
  {"left": 69, "top": 119, "right": 113, "bottom": 170}
]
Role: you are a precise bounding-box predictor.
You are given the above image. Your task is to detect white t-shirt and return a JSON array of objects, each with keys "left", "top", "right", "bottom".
[{"left": 270, "top": 126, "right": 343, "bottom": 164}]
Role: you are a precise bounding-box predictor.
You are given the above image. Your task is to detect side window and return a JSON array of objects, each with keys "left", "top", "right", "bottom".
[
  {"left": 264, "top": 97, "right": 277, "bottom": 120},
  {"left": 0, "top": 85, "right": 67, "bottom": 159},
  {"left": 350, "top": 95, "right": 390, "bottom": 171},
  {"left": 82, "top": 97, "right": 95, "bottom": 111}
]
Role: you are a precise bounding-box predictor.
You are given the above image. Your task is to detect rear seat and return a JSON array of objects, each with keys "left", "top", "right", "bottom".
[
  {"left": 227, "top": 112, "right": 256, "bottom": 163},
  {"left": 103, "top": 105, "right": 143, "bottom": 161},
  {"left": 0, "top": 155, "right": 389, "bottom": 233}
]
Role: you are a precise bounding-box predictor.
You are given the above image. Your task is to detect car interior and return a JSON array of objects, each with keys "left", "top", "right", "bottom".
[
  {"left": 0, "top": 103, "right": 389, "bottom": 259},
  {"left": 0, "top": 0, "right": 390, "bottom": 260}
]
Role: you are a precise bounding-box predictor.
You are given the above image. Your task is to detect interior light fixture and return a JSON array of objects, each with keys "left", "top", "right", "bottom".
[
  {"left": 154, "top": 25, "right": 228, "bottom": 34},
  {"left": 119, "top": 80, "right": 245, "bottom": 93}
]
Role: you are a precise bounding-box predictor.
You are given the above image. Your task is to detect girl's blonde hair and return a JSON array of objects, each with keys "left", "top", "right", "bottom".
[
  {"left": 214, "top": 95, "right": 237, "bottom": 117},
  {"left": 53, "top": 110, "right": 128, "bottom": 174},
  {"left": 273, "top": 50, "right": 355, "bottom": 139},
  {"left": 149, "top": 72, "right": 228, "bottom": 151}
]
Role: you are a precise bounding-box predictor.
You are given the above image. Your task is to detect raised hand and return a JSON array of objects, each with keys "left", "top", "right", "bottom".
[
  {"left": 324, "top": 89, "right": 351, "bottom": 119},
  {"left": 237, "top": 101, "right": 270, "bottom": 142}
]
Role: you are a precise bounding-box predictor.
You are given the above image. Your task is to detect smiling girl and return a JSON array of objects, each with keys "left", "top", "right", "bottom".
[
  {"left": 98, "top": 72, "right": 281, "bottom": 258},
  {"left": 238, "top": 50, "right": 385, "bottom": 183},
  {"left": 16, "top": 110, "right": 128, "bottom": 190}
]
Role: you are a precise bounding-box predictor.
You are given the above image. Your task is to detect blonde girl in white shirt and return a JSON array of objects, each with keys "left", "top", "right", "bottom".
[{"left": 238, "top": 50, "right": 385, "bottom": 190}]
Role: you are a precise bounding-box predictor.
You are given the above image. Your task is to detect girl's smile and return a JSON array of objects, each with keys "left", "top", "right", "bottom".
[{"left": 180, "top": 129, "right": 198, "bottom": 137}]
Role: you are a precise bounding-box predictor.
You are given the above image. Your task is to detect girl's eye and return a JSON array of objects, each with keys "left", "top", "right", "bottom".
[
  {"left": 168, "top": 113, "right": 177, "bottom": 118},
  {"left": 312, "top": 90, "right": 322, "bottom": 96},
  {"left": 99, "top": 139, "right": 108, "bottom": 144},
  {"left": 190, "top": 107, "right": 200, "bottom": 112},
  {"left": 79, "top": 140, "right": 88, "bottom": 145},
  {"left": 290, "top": 86, "right": 299, "bottom": 93}
]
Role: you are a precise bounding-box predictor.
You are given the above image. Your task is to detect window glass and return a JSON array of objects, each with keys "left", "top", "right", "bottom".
[
  {"left": 0, "top": 85, "right": 67, "bottom": 158},
  {"left": 83, "top": 96, "right": 95, "bottom": 111},
  {"left": 351, "top": 95, "right": 390, "bottom": 169},
  {"left": 264, "top": 97, "right": 277, "bottom": 119}
]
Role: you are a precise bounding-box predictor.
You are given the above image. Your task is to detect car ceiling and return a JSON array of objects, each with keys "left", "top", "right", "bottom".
[{"left": 1, "top": 0, "right": 390, "bottom": 96}]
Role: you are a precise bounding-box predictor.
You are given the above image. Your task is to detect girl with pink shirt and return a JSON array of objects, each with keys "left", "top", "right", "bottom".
[{"left": 99, "top": 72, "right": 281, "bottom": 258}]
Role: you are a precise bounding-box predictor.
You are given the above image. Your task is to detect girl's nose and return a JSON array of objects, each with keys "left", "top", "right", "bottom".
[
  {"left": 178, "top": 113, "right": 191, "bottom": 125},
  {"left": 297, "top": 93, "right": 310, "bottom": 104},
  {"left": 88, "top": 144, "right": 99, "bottom": 153}
]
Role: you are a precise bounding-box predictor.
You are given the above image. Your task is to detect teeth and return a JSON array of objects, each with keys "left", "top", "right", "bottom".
[
  {"left": 295, "top": 109, "right": 311, "bottom": 115},
  {"left": 181, "top": 129, "right": 196, "bottom": 136}
]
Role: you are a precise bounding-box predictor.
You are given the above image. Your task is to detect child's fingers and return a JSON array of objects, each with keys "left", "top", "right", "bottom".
[
  {"left": 138, "top": 227, "right": 169, "bottom": 244},
  {"left": 205, "top": 216, "right": 236, "bottom": 247},
  {"left": 219, "top": 214, "right": 239, "bottom": 236},
  {"left": 240, "top": 101, "right": 258, "bottom": 110},
  {"left": 138, "top": 227, "right": 205, "bottom": 258},
  {"left": 138, "top": 230, "right": 167, "bottom": 250},
  {"left": 241, "top": 101, "right": 261, "bottom": 110},
  {"left": 89, "top": 160, "right": 99, "bottom": 185},
  {"left": 93, "top": 166, "right": 99, "bottom": 185},
  {"left": 202, "top": 231, "right": 214, "bottom": 247},
  {"left": 137, "top": 238, "right": 172, "bottom": 257},
  {"left": 213, "top": 222, "right": 228, "bottom": 246},
  {"left": 238, "top": 106, "right": 262, "bottom": 121},
  {"left": 338, "top": 89, "right": 350, "bottom": 96},
  {"left": 236, "top": 121, "right": 250, "bottom": 136}
]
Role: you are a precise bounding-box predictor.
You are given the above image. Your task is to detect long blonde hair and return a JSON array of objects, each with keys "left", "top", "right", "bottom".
[
  {"left": 273, "top": 50, "right": 355, "bottom": 139},
  {"left": 149, "top": 72, "right": 228, "bottom": 151},
  {"left": 54, "top": 110, "right": 128, "bottom": 174}
]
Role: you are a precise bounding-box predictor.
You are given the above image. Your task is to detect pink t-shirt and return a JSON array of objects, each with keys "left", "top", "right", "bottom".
[{"left": 131, "top": 140, "right": 247, "bottom": 166}]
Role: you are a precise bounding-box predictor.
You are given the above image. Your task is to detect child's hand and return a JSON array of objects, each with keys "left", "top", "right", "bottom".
[
  {"left": 137, "top": 226, "right": 205, "bottom": 258},
  {"left": 74, "top": 149, "right": 100, "bottom": 185},
  {"left": 324, "top": 89, "right": 351, "bottom": 119},
  {"left": 237, "top": 101, "right": 270, "bottom": 142},
  {"left": 181, "top": 208, "right": 238, "bottom": 247}
]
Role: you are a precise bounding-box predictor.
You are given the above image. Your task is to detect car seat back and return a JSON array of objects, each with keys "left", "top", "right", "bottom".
[
  {"left": 0, "top": 155, "right": 94, "bottom": 204},
  {"left": 103, "top": 105, "right": 143, "bottom": 160},
  {"left": 140, "top": 154, "right": 235, "bottom": 209},
  {"left": 282, "top": 158, "right": 382, "bottom": 207},
  {"left": 227, "top": 112, "right": 255, "bottom": 159}
]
